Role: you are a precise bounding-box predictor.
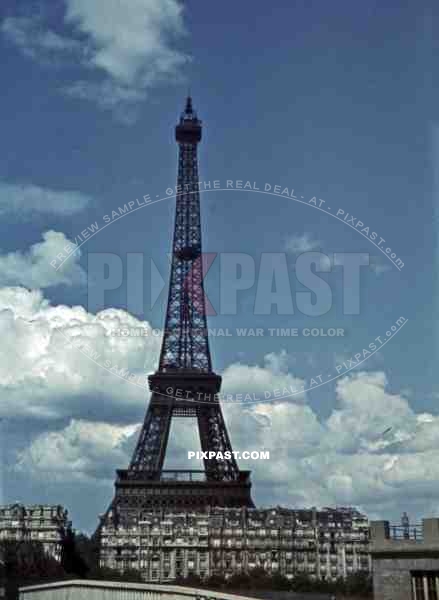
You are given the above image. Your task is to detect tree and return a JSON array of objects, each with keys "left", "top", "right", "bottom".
[
  {"left": 225, "top": 572, "right": 252, "bottom": 589},
  {"left": 205, "top": 573, "right": 226, "bottom": 589},
  {"left": 75, "top": 533, "right": 100, "bottom": 573},
  {"left": 119, "top": 568, "right": 144, "bottom": 583},
  {"left": 291, "top": 572, "right": 314, "bottom": 592},
  {"left": 2, "top": 540, "right": 66, "bottom": 581},
  {"left": 344, "top": 571, "right": 373, "bottom": 596},
  {"left": 245, "top": 567, "right": 272, "bottom": 590},
  {"left": 71, "top": 532, "right": 145, "bottom": 583},
  {"left": 59, "top": 526, "right": 89, "bottom": 578},
  {"left": 1, "top": 540, "right": 67, "bottom": 600},
  {"left": 270, "top": 572, "right": 291, "bottom": 590},
  {"left": 88, "top": 566, "right": 143, "bottom": 582},
  {"left": 174, "top": 573, "right": 203, "bottom": 587}
]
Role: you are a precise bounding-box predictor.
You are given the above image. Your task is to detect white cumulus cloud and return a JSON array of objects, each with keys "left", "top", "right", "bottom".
[
  {"left": 2, "top": 1, "right": 189, "bottom": 120},
  {"left": 0, "top": 286, "right": 160, "bottom": 420},
  {"left": 1, "top": 16, "right": 84, "bottom": 64},
  {"left": 16, "top": 419, "right": 138, "bottom": 482},
  {"left": 0, "top": 181, "right": 90, "bottom": 218},
  {"left": 0, "top": 231, "right": 86, "bottom": 289},
  {"left": 2, "top": 287, "right": 439, "bottom": 526}
]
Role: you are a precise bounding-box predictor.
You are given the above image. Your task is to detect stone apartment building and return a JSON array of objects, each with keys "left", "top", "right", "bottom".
[
  {"left": 0, "top": 548, "right": 4, "bottom": 599},
  {"left": 0, "top": 503, "right": 70, "bottom": 561},
  {"left": 371, "top": 516, "right": 439, "bottom": 600},
  {"left": 99, "top": 505, "right": 371, "bottom": 582}
]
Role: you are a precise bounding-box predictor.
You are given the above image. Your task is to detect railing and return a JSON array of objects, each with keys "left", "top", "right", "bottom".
[
  {"left": 389, "top": 524, "right": 423, "bottom": 541},
  {"left": 117, "top": 469, "right": 251, "bottom": 483},
  {"left": 160, "top": 471, "right": 207, "bottom": 482},
  {"left": 116, "top": 469, "right": 207, "bottom": 482}
]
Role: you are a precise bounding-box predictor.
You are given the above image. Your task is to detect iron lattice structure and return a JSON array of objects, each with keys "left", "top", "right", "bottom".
[
  {"left": 102, "top": 99, "right": 253, "bottom": 525},
  {"left": 159, "top": 96, "right": 211, "bottom": 372}
]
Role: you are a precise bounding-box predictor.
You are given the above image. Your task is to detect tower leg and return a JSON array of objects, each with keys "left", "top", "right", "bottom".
[
  {"left": 129, "top": 400, "right": 173, "bottom": 475},
  {"left": 198, "top": 405, "right": 239, "bottom": 481}
]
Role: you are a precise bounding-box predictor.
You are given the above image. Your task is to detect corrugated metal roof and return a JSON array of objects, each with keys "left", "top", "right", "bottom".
[{"left": 19, "top": 579, "right": 259, "bottom": 600}]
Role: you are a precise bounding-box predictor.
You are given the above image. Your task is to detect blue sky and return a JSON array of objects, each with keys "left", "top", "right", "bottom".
[{"left": 0, "top": 0, "right": 437, "bottom": 533}]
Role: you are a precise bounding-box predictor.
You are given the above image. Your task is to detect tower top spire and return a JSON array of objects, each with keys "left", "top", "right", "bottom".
[{"left": 181, "top": 95, "right": 197, "bottom": 121}]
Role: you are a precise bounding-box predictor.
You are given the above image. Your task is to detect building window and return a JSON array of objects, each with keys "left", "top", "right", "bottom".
[
  {"left": 413, "top": 575, "right": 425, "bottom": 599},
  {"left": 411, "top": 572, "right": 439, "bottom": 600},
  {"left": 428, "top": 576, "right": 438, "bottom": 600}
]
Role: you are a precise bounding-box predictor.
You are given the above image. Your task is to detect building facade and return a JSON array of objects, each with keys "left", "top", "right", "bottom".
[
  {"left": 99, "top": 505, "right": 370, "bottom": 583},
  {"left": 0, "top": 547, "right": 4, "bottom": 599},
  {"left": 371, "top": 517, "right": 439, "bottom": 600},
  {"left": 0, "top": 503, "right": 69, "bottom": 561}
]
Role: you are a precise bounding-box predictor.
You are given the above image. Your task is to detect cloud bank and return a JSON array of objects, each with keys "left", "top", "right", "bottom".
[{"left": 3, "top": 288, "right": 438, "bottom": 528}]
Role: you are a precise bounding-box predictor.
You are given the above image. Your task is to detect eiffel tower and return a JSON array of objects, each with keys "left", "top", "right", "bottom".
[{"left": 104, "top": 98, "right": 254, "bottom": 526}]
